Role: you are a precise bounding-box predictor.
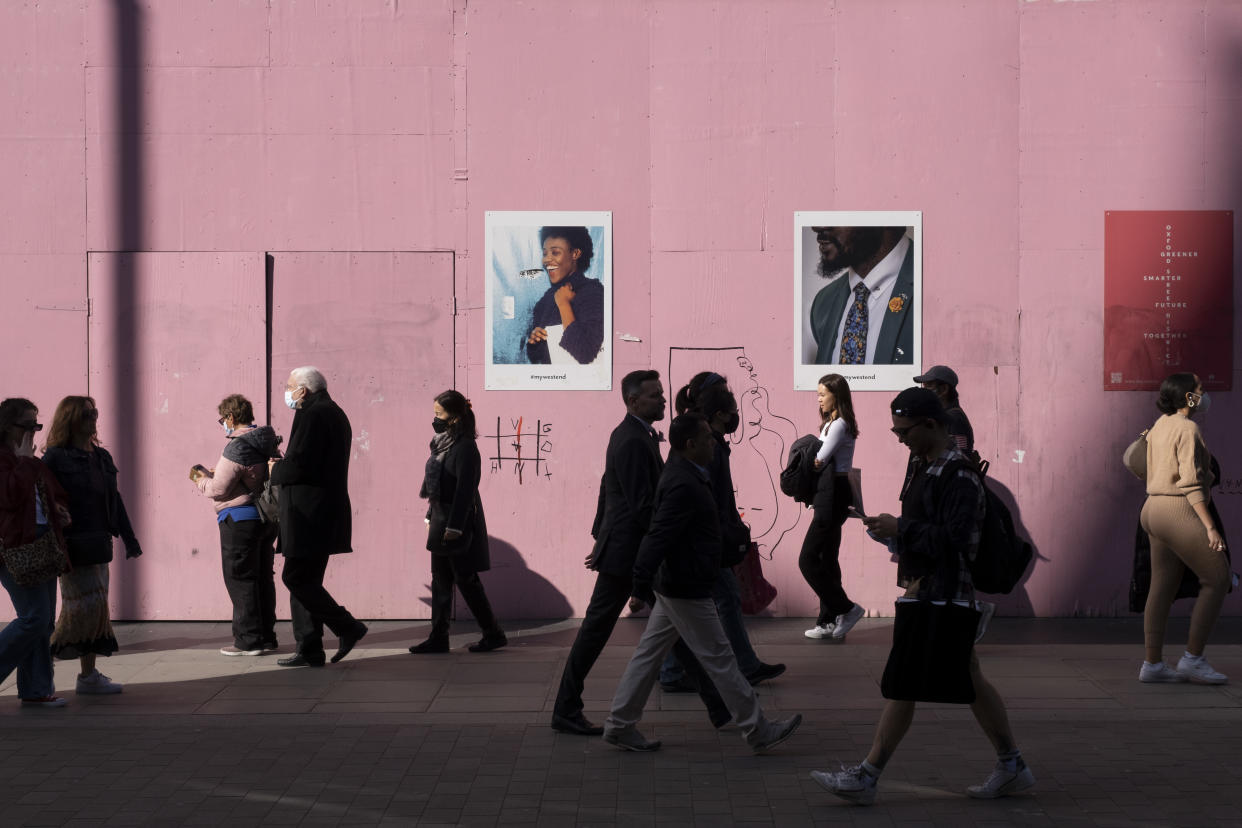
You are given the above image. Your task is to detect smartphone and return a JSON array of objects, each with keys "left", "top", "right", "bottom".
[{"left": 847, "top": 505, "right": 867, "bottom": 520}]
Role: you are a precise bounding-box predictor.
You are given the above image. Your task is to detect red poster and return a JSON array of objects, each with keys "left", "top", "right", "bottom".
[{"left": 1104, "top": 210, "right": 1233, "bottom": 391}]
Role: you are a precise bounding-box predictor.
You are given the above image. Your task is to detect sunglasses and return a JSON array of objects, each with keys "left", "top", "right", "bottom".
[
  {"left": 890, "top": 420, "right": 929, "bottom": 438},
  {"left": 17, "top": 421, "right": 43, "bottom": 432}
]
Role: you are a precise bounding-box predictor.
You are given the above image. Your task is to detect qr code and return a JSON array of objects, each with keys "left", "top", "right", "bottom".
[{"left": 1110, "top": 372, "right": 1123, "bottom": 383}]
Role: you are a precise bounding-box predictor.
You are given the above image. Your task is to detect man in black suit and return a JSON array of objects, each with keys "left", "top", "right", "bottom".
[
  {"left": 271, "top": 366, "right": 368, "bottom": 667},
  {"left": 601, "top": 413, "right": 802, "bottom": 752},
  {"left": 551, "top": 371, "right": 730, "bottom": 735}
]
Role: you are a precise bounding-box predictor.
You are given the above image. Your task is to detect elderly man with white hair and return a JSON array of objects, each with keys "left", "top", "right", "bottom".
[{"left": 271, "top": 366, "right": 368, "bottom": 667}]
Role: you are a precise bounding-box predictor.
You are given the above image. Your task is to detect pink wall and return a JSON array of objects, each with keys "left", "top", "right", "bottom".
[{"left": 2, "top": 0, "right": 1239, "bottom": 619}]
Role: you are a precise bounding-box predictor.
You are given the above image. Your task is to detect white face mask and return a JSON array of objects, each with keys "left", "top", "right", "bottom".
[
  {"left": 284, "top": 389, "right": 300, "bottom": 410},
  {"left": 221, "top": 420, "right": 233, "bottom": 435}
]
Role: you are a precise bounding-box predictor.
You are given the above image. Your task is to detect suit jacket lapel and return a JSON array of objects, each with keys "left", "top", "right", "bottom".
[{"left": 875, "top": 244, "right": 914, "bottom": 363}]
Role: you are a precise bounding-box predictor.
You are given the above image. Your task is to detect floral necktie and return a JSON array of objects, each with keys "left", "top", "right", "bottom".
[{"left": 839, "top": 282, "right": 870, "bottom": 364}]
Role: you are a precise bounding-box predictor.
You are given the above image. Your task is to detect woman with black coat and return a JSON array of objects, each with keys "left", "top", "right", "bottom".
[{"left": 408, "top": 390, "right": 506, "bottom": 654}]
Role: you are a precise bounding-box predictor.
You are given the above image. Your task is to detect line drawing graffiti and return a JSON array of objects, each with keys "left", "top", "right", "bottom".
[
  {"left": 485, "top": 416, "right": 553, "bottom": 484},
  {"left": 668, "top": 346, "right": 804, "bottom": 559}
]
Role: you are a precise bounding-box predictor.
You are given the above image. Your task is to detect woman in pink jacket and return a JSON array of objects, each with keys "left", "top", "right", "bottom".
[{"left": 191, "top": 395, "right": 282, "bottom": 656}]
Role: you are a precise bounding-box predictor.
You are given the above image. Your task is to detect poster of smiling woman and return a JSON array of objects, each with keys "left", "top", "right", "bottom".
[
  {"left": 485, "top": 211, "right": 612, "bottom": 391},
  {"left": 793, "top": 211, "right": 922, "bottom": 392}
]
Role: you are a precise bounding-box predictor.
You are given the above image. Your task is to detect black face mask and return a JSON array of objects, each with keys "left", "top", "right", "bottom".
[
  {"left": 432, "top": 418, "right": 449, "bottom": 434},
  {"left": 719, "top": 412, "right": 740, "bottom": 434}
]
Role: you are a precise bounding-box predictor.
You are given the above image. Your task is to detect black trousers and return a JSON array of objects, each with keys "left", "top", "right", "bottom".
[
  {"left": 553, "top": 570, "right": 729, "bottom": 725},
  {"left": 218, "top": 517, "right": 277, "bottom": 650},
  {"left": 281, "top": 554, "right": 360, "bottom": 657},
  {"left": 798, "top": 483, "right": 854, "bottom": 625},
  {"left": 429, "top": 554, "right": 501, "bottom": 641}
]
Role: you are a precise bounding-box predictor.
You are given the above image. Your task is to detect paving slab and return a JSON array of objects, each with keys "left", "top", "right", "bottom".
[{"left": 0, "top": 617, "right": 1240, "bottom": 825}]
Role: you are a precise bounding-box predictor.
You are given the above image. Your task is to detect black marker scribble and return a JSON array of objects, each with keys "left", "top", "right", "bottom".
[
  {"left": 668, "top": 347, "right": 804, "bottom": 560},
  {"left": 486, "top": 416, "right": 553, "bottom": 484}
]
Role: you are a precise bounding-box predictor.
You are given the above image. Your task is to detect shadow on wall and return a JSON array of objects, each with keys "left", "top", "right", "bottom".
[
  {"left": 110, "top": 0, "right": 145, "bottom": 618},
  {"left": 430, "top": 536, "right": 573, "bottom": 622}
]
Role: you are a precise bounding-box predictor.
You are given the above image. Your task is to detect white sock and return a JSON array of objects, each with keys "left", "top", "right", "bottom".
[
  {"left": 1183, "top": 651, "right": 1203, "bottom": 663},
  {"left": 861, "top": 760, "right": 882, "bottom": 778}
]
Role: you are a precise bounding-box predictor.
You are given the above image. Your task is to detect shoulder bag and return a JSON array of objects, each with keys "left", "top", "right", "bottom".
[{"left": 1122, "top": 428, "right": 1150, "bottom": 480}]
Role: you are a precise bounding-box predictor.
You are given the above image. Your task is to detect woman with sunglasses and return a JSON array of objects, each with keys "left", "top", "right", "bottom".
[
  {"left": 42, "top": 396, "right": 142, "bottom": 695},
  {"left": 0, "top": 398, "right": 71, "bottom": 706},
  {"left": 1138, "top": 373, "right": 1229, "bottom": 685},
  {"left": 190, "top": 394, "right": 282, "bottom": 656},
  {"left": 802, "top": 374, "right": 865, "bottom": 640}
]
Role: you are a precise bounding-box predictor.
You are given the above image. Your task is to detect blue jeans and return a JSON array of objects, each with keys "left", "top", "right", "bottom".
[
  {"left": 0, "top": 554, "right": 58, "bottom": 699},
  {"left": 660, "top": 567, "right": 760, "bottom": 683}
]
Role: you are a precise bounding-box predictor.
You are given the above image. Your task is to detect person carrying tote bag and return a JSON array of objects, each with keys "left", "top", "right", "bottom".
[{"left": 0, "top": 398, "right": 72, "bottom": 708}]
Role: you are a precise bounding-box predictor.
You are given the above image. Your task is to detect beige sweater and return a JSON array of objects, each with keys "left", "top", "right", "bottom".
[{"left": 1144, "top": 413, "right": 1213, "bottom": 505}]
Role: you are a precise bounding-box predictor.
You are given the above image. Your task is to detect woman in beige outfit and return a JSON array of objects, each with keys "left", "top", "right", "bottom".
[{"left": 1139, "top": 372, "right": 1229, "bottom": 685}]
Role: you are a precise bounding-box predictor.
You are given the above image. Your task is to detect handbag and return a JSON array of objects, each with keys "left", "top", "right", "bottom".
[
  {"left": 734, "top": 542, "right": 777, "bottom": 615},
  {"left": 0, "top": 529, "right": 70, "bottom": 587},
  {"left": 1122, "top": 429, "right": 1149, "bottom": 480},
  {"left": 880, "top": 600, "right": 980, "bottom": 704}
]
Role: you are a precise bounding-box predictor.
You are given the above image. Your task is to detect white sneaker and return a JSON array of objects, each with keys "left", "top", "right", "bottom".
[
  {"left": 967, "top": 758, "right": 1035, "bottom": 799},
  {"left": 804, "top": 623, "right": 834, "bottom": 639},
  {"left": 974, "top": 601, "right": 997, "bottom": 644},
  {"left": 76, "top": 670, "right": 123, "bottom": 695},
  {"left": 1176, "top": 654, "right": 1228, "bottom": 685},
  {"left": 220, "top": 646, "right": 264, "bottom": 656},
  {"left": 811, "top": 765, "right": 877, "bottom": 805},
  {"left": 1139, "top": 661, "right": 1187, "bottom": 683},
  {"left": 831, "top": 604, "right": 865, "bottom": 639}
]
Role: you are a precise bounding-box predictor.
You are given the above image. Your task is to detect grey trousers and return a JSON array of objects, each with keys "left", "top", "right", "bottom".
[{"left": 605, "top": 593, "right": 765, "bottom": 740}]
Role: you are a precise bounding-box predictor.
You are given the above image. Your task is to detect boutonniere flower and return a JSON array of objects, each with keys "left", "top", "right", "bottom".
[{"left": 888, "top": 294, "right": 907, "bottom": 313}]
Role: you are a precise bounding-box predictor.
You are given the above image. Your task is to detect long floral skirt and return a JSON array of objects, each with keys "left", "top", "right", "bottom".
[{"left": 50, "top": 563, "right": 118, "bottom": 659}]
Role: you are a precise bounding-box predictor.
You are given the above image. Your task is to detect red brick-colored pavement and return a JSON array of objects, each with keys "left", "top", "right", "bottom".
[{"left": 1, "top": 616, "right": 1240, "bottom": 826}]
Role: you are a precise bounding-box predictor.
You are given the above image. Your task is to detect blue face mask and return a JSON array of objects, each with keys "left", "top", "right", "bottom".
[
  {"left": 284, "top": 389, "right": 299, "bottom": 410},
  {"left": 221, "top": 420, "right": 233, "bottom": 435}
]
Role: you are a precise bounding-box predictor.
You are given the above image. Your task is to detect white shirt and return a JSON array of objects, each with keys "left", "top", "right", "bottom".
[
  {"left": 833, "top": 234, "right": 910, "bottom": 363},
  {"left": 815, "top": 417, "right": 855, "bottom": 473}
]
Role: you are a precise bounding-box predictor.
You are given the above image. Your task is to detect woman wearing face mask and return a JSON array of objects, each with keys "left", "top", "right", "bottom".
[
  {"left": 523, "top": 226, "right": 605, "bottom": 365},
  {"left": 0, "top": 398, "right": 71, "bottom": 707},
  {"left": 802, "top": 374, "right": 865, "bottom": 641},
  {"left": 408, "top": 390, "right": 506, "bottom": 654},
  {"left": 42, "top": 396, "right": 142, "bottom": 695},
  {"left": 657, "top": 372, "right": 786, "bottom": 690},
  {"left": 1138, "top": 373, "right": 1230, "bottom": 685},
  {"left": 190, "top": 395, "right": 282, "bottom": 656}
]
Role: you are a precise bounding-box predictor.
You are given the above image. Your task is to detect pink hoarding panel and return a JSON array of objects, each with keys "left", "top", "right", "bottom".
[
  {"left": 270, "top": 252, "right": 454, "bottom": 618},
  {"left": 88, "top": 252, "right": 267, "bottom": 620},
  {"left": 0, "top": 254, "right": 88, "bottom": 415}
]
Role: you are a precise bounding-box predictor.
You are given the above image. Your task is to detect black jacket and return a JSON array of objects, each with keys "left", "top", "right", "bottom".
[
  {"left": 590, "top": 415, "right": 662, "bottom": 579},
  {"left": 421, "top": 435, "right": 490, "bottom": 572},
  {"left": 42, "top": 445, "right": 140, "bottom": 565},
  {"left": 270, "top": 390, "right": 353, "bottom": 558},
  {"left": 633, "top": 454, "right": 722, "bottom": 601},
  {"left": 524, "top": 271, "right": 606, "bottom": 365}
]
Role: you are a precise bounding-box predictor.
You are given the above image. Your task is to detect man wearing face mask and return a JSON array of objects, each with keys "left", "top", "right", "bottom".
[
  {"left": 659, "top": 372, "right": 785, "bottom": 692},
  {"left": 270, "top": 367, "right": 368, "bottom": 668}
]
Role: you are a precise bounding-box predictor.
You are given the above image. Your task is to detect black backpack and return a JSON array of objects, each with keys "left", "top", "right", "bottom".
[
  {"left": 780, "top": 434, "right": 822, "bottom": 505},
  {"left": 942, "top": 457, "right": 1032, "bottom": 594},
  {"left": 255, "top": 479, "right": 280, "bottom": 524}
]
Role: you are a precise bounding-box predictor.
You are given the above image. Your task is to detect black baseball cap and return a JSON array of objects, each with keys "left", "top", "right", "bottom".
[
  {"left": 890, "top": 387, "right": 947, "bottom": 422},
  {"left": 913, "top": 365, "right": 958, "bottom": 388}
]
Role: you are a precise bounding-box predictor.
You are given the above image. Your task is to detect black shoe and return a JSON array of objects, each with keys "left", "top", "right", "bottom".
[
  {"left": 408, "top": 638, "right": 449, "bottom": 654},
  {"left": 261, "top": 640, "right": 279, "bottom": 652},
  {"left": 746, "top": 662, "right": 787, "bottom": 686},
  {"left": 550, "top": 712, "right": 604, "bottom": 736},
  {"left": 468, "top": 632, "right": 507, "bottom": 653},
  {"left": 331, "top": 622, "right": 368, "bottom": 664},
  {"left": 659, "top": 675, "right": 697, "bottom": 694},
  {"left": 277, "top": 652, "right": 325, "bottom": 668},
  {"left": 603, "top": 728, "right": 661, "bottom": 752}
]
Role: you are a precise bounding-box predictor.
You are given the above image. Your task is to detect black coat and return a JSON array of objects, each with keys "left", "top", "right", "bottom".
[
  {"left": 270, "top": 390, "right": 353, "bottom": 558},
  {"left": 42, "top": 445, "right": 140, "bottom": 565},
  {"left": 421, "top": 436, "right": 490, "bottom": 573},
  {"left": 633, "top": 454, "right": 722, "bottom": 601},
  {"left": 589, "top": 415, "right": 662, "bottom": 579}
]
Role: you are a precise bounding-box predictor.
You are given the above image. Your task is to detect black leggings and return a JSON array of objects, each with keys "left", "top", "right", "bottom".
[{"left": 798, "top": 481, "right": 854, "bottom": 625}]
